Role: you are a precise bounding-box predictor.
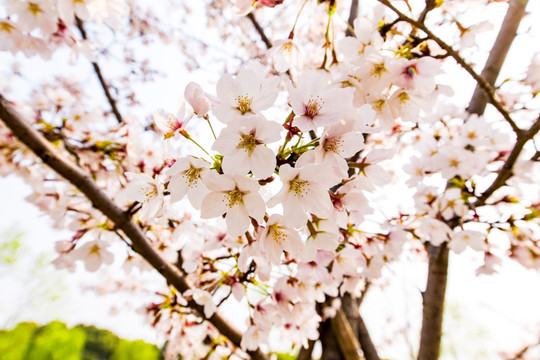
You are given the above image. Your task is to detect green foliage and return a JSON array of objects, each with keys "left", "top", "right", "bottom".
[
  {"left": 0, "top": 322, "right": 38, "bottom": 360},
  {"left": 76, "top": 325, "right": 119, "bottom": 360},
  {"left": 111, "top": 339, "right": 162, "bottom": 360},
  {"left": 0, "top": 321, "right": 162, "bottom": 360},
  {"left": 26, "top": 321, "right": 86, "bottom": 360}
]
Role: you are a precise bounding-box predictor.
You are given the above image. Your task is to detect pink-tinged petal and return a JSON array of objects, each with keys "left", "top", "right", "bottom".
[
  {"left": 338, "top": 132, "right": 365, "bottom": 157},
  {"left": 255, "top": 118, "right": 282, "bottom": 143},
  {"left": 85, "top": 253, "right": 102, "bottom": 272},
  {"left": 168, "top": 174, "right": 190, "bottom": 202},
  {"left": 303, "top": 184, "right": 332, "bottom": 217},
  {"left": 232, "top": 282, "right": 245, "bottom": 301},
  {"left": 203, "top": 172, "right": 235, "bottom": 191},
  {"left": 251, "top": 76, "right": 279, "bottom": 112},
  {"left": 222, "top": 151, "right": 250, "bottom": 176},
  {"left": 283, "top": 228, "right": 303, "bottom": 257},
  {"left": 294, "top": 115, "right": 317, "bottom": 133},
  {"left": 153, "top": 108, "right": 181, "bottom": 133},
  {"left": 200, "top": 192, "right": 229, "bottom": 219},
  {"left": 226, "top": 205, "right": 250, "bottom": 236},
  {"left": 216, "top": 74, "right": 239, "bottom": 105},
  {"left": 187, "top": 183, "right": 209, "bottom": 210},
  {"left": 282, "top": 196, "right": 307, "bottom": 228},
  {"left": 212, "top": 126, "right": 240, "bottom": 154},
  {"left": 244, "top": 192, "right": 266, "bottom": 223},
  {"left": 277, "top": 163, "right": 297, "bottom": 183},
  {"left": 249, "top": 146, "right": 276, "bottom": 179},
  {"left": 234, "top": 174, "right": 261, "bottom": 193},
  {"left": 166, "top": 157, "right": 191, "bottom": 176}
]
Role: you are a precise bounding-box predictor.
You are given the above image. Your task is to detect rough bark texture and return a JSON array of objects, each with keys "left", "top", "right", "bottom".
[
  {"left": 417, "top": 244, "right": 449, "bottom": 360},
  {"left": 0, "top": 95, "right": 268, "bottom": 360}
]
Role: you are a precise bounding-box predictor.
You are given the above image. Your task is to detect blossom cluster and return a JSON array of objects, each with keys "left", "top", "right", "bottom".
[{"left": 0, "top": 0, "right": 539, "bottom": 358}]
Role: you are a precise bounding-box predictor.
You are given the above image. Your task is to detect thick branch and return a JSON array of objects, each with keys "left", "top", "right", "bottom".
[
  {"left": 475, "top": 117, "right": 540, "bottom": 207},
  {"left": 330, "top": 308, "right": 362, "bottom": 360},
  {"left": 247, "top": 12, "right": 272, "bottom": 49},
  {"left": 75, "top": 18, "right": 124, "bottom": 124},
  {"left": 467, "top": 0, "right": 529, "bottom": 115},
  {"left": 0, "top": 94, "right": 267, "bottom": 360},
  {"left": 417, "top": 244, "right": 449, "bottom": 360},
  {"left": 376, "top": 0, "right": 521, "bottom": 134},
  {"left": 357, "top": 315, "right": 380, "bottom": 360}
]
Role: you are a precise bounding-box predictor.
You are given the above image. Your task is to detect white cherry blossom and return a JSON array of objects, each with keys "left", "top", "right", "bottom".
[
  {"left": 288, "top": 70, "right": 354, "bottom": 132},
  {"left": 258, "top": 214, "right": 303, "bottom": 264},
  {"left": 268, "top": 163, "right": 334, "bottom": 228},
  {"left": 166, "top": 156, "right": 210, "bottom": 209},
  {"left": 213, "top": 65, "right": 279, "bottom": 122},
  {"left": 200, "top": 173, "right": 265, "bottom": 236},
  {"left": 212, "top": 116, "right": 281, "bottom": 179},
  {"left": 120, "top": 173, "right": 165, "bottom": 222}
]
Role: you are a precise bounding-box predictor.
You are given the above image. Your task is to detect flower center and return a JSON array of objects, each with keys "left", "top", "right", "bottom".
[
  {"left": 236, "top": 95, "right": 253, "bottom": 114},
  {"left": 238, "top": 131, "right": 260, "bottom": 154},
  {"left": 139, "top": 184, "right": 158, "bottom": 201},
  {"left": 323, "top": 136, "right": 343, "bottom": 153},
  {"left": 27, "top": 2, "right": 43, "bottom": 15},
  {"left": 398, "top": 91, "right": 410, "bottom": 104},
  {"left": 289, "top": 177, "right": 308, "bottom": 197},
  {"left": 184, "top": 165, "right": 202, "bottom": 187},
  {"left": 370, "top": 62, "right": 387, "bottom": 78},
  {"left": 0, "top": 21, "right": 13, "bottom": 33},
  {"left": 268, "top": 223, "right": 286, "bottom": 245},
  {"left": 224, "top": 189, "right": 245, "bottom": 207},
  {"left": 303, "top": 96, "right": 323, "bottom": 119}
]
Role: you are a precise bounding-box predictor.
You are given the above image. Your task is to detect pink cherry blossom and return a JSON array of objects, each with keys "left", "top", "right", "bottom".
[{"left": 200, "top": 173, "right": 265, "bottom": 236}]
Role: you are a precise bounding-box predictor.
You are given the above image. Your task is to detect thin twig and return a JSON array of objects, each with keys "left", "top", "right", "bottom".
[
  {"left": 0, "top": 94, "right": 268, "bottom": 360},
  {"left": 75, "top": 17, "right": 124, "bottom": 124},
  {"left": 247, "top": 12, "right": 272, "bottom": 49},
  {"left": 376, "top": 0, "right": 521, "bottom": 134}
]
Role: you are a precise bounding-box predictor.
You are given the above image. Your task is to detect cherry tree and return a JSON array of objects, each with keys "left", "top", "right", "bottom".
[{"left": 0, "top": 0, "right": 539, "bottom": 359}]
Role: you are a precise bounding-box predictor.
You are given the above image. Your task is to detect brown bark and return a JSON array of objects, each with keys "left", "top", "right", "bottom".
[
  {"left": 417, "top": 244, "right": 449, "bottom": 360},
  {"left": 467, "top": 0, "right": 529, "bottom": 116},
  {"left": 0, "top": 94, "right": 268, "bottom": 360}
]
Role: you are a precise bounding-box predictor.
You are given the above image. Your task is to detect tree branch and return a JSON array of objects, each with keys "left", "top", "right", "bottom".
[
  {"left": 75, "top": 18, "right": 124, "bottom": 124},
  {"left": 417, "top": 243, "right": 449, "bottom": 360},
  {"left": 376, "top": 0, "right": 521, "bottom": 134},
  {"left": 330, "top": 308, "right": 362, "bottom": 360},
  {"left": 247, "top": 12, "right": 273, "bottom": 49},
  {"left": 467, "top": 0, "right": 529, "bottom": 116},
  {"left": 0, "top": 94, "right": 268, "bottom": 360},
  {"left": 475, "top": 116, "right": 540, "bottom": 207},
  {"left": 357, "top": 314, "right": 380, "bottom": 360}
]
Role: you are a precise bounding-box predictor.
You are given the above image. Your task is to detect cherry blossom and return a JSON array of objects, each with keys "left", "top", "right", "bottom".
[
  {"left": 166, "top": 156, "right": 210, "bottom": 209},
  {"left": 288, "top": 70, "right": 354, "bottom": 132},
  {"left": 200, "top": 173, "right": 265, "bottom": 236},
  {"left": 213, "top": 65, "right": 279, "bottom": 122},
  {"left": 268, "top": 163, "right": 334, "bottom": 228},
  {"left": 212, "top": 116, "right": 281, "bottom": 179},
  {"left": 258, "top": 214, "right": 303, "bottom": 264}
]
